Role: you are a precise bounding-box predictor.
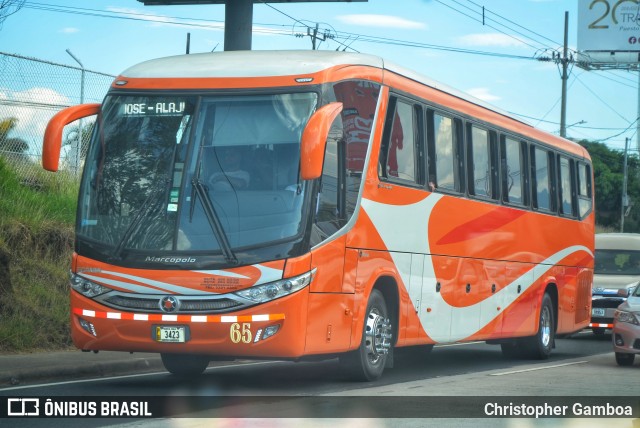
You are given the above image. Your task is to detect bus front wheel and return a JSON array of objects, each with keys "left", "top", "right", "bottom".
[
  {"left": 340, "top": 289, "right": 393, "bottom": 381},
  {"left": 161, "top": 353, "right": 210, "bottom": 377}
]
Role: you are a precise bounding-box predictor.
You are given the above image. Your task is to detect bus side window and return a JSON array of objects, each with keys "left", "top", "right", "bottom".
[
  {"left": 379, "top": 98, "right": 421, "bottom": 186},
  {"left": 501, "top": 136, "right": 525, "bottom": 206},
  {"left": 532, "top": 146, "right": 551, "bottom": 211},
  {"left": 577, "top": 162, "right": 593, "bottom": 218},
  {"left": 558, "top": 155, "right": 576, "bottom": 217},
  {"left": 467, "top": 124, "right": 491, "bottom": 198},
  {"left": 430, "top": 112, "right": 458, "bottom": 192}
]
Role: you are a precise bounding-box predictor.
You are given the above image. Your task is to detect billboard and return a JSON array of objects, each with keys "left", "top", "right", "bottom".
[
  {"left": 578, "top": 0, "right": 640, "bottom": 52},
  {"left": 577, "top": 0, "right": 640, "bottom": 67}
]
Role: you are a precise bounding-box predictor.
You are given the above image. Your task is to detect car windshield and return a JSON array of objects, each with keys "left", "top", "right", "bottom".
[
  {"left": 78, "top": 92, "right": 318, "bottom": 264},
  {"left": 594, "top": 249, "right": 640, "bottom": 275}
]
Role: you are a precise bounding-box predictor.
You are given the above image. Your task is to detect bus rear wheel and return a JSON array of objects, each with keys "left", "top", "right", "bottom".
[
  {"left": 340, "top": 289, "right": 393, "bottom": 381},
  {"left": 501, "top": 293, "right": 555, "bottom": 360},
  {"left": 522, "top": 292, "right": 555, "bottom": 359},
  {"left": 161, "top": 353, "right": 210, "bottom": 377}
]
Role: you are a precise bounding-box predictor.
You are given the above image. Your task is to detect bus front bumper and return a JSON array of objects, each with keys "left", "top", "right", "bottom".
[{"left": 70, "top": 288, "right": 310, "bottom": 359}]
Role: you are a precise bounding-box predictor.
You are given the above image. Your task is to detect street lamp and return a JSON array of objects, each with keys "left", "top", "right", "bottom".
[{"left": 66, "top": 49, "right": 84, "bottom": 176}]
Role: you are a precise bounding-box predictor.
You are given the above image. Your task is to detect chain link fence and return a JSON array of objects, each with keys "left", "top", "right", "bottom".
[{"left": 0, "top": 52, "right": 114, "bottom": 181}]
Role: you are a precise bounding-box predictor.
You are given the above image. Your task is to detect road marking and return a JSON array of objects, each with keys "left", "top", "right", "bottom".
[
  {"left": 489, "top": 361, "right": 588, "bottom": 376},
  {"left": 0, "top": 361, "right": 276, "bottom": 392},
  {"left": 434, "top": 341, "right": 483, "bottom": 348}
]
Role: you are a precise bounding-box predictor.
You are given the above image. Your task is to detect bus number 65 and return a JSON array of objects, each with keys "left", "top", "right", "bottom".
[{"left": 230, "top": 323, "right": 252, "bottom": 344}]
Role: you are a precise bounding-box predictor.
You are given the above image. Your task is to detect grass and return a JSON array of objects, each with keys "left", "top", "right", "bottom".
[{"left": 0, "top": 158, "right": 77, "bottom": 352}]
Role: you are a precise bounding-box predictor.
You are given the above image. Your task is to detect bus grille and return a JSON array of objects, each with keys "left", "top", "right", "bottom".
[{"left": 103, "top": 295, "right": 242, "bottom": 313}]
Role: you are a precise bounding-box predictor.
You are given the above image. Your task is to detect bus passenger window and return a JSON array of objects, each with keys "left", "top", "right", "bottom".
[
  {"left": 559, "top": 156, "right": 574, "bottom": 216},
  {"left": 469, "top": 126, "right": 490, "bottom": 198},
  {"left": 433, "top": 114, "right": 456, "bottom": 191},
  {"left": 577, "top": 162, "right": 592, "bottom": 217},
  {"left": 502, "top": 137, "right": 523, "bottom": 205},
  {"left": 384, "top": 101, "right": 417, "bottom": 183},
  {"left": 533, "top": 147, "right": 551, "bottom": 211}
]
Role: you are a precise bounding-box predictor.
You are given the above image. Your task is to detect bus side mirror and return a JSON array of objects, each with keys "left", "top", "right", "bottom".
[
  {"left": 300, "top": 102, "right": 343, "bottom": 180},
  {"left": 42, "top": 103, "right": 101, "bottom": 172}
]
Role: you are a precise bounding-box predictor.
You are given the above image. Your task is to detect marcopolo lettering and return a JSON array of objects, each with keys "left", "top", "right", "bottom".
[{"left": 145, "top": 256, "right": 196, "bottom": 263}]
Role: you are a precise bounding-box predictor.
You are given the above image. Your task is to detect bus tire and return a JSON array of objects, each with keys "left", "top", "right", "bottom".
[
  {"left": 522, "top": 292, "right": 555, "bottom": 359},
  {"left": 161, "top": 353, "right": 210, "bottom": 377},
  {"left": 615, "top": 352, "right": 635, "bottom": 367},
  {"left": 340, "top": 289, "right": 392, "bottom": 381}
]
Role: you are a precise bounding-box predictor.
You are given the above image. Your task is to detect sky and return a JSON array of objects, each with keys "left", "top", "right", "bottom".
[{"left": 0, "top": 0, "right": 638, "bottom": 153}]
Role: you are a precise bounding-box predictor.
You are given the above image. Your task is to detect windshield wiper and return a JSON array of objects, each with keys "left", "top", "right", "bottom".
[
  {"left": 191, "top": 178, "right": 238, "bottom": 265},
  {"left": 112, "top": 180, "right": 168, "bottom": 259}
]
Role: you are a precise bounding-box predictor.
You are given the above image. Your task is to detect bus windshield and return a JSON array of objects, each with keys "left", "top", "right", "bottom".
[{"left": 78, "top": 91, "right": 318, "bottom": 265}]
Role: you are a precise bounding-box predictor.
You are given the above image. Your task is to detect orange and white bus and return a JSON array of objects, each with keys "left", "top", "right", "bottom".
[{"left": 42, "top": 51, "right": 594, "bottom": 380}]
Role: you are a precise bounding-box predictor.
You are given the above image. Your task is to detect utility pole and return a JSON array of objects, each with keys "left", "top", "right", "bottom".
[
  {"left": 559, "top": 11, "right": 569, "bottom": 138},
  {"left": 66, "top": 49, "right": 84, "bottom": 176},
  {"left": 621, "top": 137, "right": 629, "bottom": 233},
  {"left": 310, "top": 23, "right": 319, "bottom": 50}
]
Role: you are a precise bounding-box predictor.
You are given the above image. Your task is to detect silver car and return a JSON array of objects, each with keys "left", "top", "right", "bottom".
[{"left": 612, "top": 283, "right": 640, "bottom": 366}]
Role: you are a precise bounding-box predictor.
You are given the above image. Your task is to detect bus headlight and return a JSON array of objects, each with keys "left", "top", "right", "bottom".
[
  {"left": 70, "top": 273, "right": 110, "bottom": 298},
  {"left": 234, "top": 269, "right": 315, "bottom": 303}
]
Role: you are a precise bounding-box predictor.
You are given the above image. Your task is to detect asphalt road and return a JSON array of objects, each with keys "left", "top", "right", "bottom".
[{"left": 1, "top": 330, "right": 638, "bottom": 428}]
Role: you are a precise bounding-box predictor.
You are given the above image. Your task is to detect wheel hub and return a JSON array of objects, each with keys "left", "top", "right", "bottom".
[
  {"left": 364, "top": 310, "right": 392, "bottom": 363},
  {"left": 540, "top": 305, "right": 551, "bottom": 348}
]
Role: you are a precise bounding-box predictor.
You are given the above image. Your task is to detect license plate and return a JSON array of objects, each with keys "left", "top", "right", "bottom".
[
  {"left": 155, "top": 326, "right": 186, "bottom": 343},
  {"left": 592, "top": 308, "right": 606, "bottom": 317}
]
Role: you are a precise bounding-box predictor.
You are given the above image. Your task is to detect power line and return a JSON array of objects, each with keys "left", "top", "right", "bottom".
[
  {"left": 464, "top": 0, "right": 562, "bottom": 48},
  {"left": 439, "top": 0, "right": 556, "bottom": 51},
  {"left": 597, "top": 118, "right": 640, "bottom": 142},
  {"left": 432, "top": 0, "right": 541, "bottom": 51},
  {"left": 573, "top": 73, "right": 633, "bottom": 123}
]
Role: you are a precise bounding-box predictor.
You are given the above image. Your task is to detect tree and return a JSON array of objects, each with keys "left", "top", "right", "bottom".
[
  {"left": 0, "top": 0, "right": 24, "bottom": 29},
  {"left": 0, "top": 117, "right": 29, "bottom": 156},
  {"left": 579, "top": 140, "right": 640, "bottom": 232}
]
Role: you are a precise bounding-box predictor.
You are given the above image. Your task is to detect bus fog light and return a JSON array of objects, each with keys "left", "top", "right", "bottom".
[
  {"left": 262, "top": 324, "right": 280, "bottom": 340},
  {"left": 78, "top": 318, "right": 97, "bottom": 337}
]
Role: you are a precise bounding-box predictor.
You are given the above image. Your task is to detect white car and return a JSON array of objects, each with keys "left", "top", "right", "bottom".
[
  {"left": 592, "top": 233, "right": 640, "bottom": 334},
  {"left": 612, "top": 283, "right": 640, "bottom": 366}
]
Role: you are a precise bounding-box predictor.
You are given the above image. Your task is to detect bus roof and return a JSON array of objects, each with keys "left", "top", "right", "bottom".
[
  {"left": 121, "top": 51, "right": 508, "bottom": 115},
  {"left": 119, "top": 50, "right": 588, "bottom": 159}
]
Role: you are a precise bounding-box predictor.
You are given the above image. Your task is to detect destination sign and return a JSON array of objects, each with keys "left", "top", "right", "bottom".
[{"left": 123, "top": 101, "right": 186, "bottom": 116}]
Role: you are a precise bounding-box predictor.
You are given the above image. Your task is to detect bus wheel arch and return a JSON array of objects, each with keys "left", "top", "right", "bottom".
[
  {"left": 372, "top": 276, "right": 400, "bottom": 348},
  {"left": 544, "top": 283, "right": 559, "bottom": 334},
  {"left": 524, "top": 287, "right": 557, "bottom": 359},
  {"left": 340, "top": 276, "right": 399, "bottom": 381},
  {"left": 501, "top": 284, "right": 558, "bottom": 360}
]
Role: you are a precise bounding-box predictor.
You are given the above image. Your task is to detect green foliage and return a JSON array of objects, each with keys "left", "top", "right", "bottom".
[
  {"left": 0, "top": 117, "right": 29, "bottom": 154},
  {"left": 579, "top": 140, "right": 640, "bottom": 232},
  {"left": 0, "top": 158, "right": 77, "bottom": 352}
]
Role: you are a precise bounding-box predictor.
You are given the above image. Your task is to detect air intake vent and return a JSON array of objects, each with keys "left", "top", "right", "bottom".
[{"left": 104, "top": 295, "right": 241, "bottom": 313}]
